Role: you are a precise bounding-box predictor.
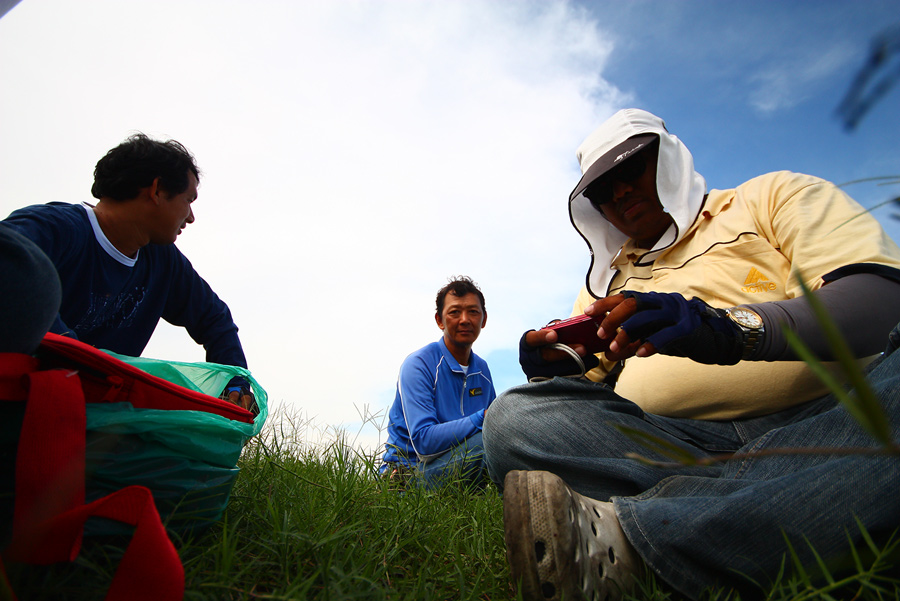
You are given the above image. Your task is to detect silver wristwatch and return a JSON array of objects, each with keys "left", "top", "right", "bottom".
[{"left": 724, "top": 307, "right": 765, "bottom": 360}]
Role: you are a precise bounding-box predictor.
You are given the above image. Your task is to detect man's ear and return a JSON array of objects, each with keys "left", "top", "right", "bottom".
[
  {"left": 435, "top": 312, "right": 444, "bottom": 330},
  {"left": 481, "top": 310, "right": 488, "bottom": 328},
  {"left": 148, "top": 177, "right": 164, "bottom": 205}
]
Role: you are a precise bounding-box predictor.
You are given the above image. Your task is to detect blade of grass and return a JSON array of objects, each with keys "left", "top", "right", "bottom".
[
  {"left": 611, "top": 424, "right": 701, "bottom": 464},
  {"left": 787, "top": 274, "right": 892, "bottom": 446}
]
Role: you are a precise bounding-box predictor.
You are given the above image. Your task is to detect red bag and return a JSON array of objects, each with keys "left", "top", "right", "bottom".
[{"left": 0, "top": 333, "right": 260, "bottom": 601}]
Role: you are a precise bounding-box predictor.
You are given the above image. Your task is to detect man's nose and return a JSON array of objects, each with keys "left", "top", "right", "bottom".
[
  {"left": 610, "top": 179, "right": 634, "bottom": 202},
  {"left": 186, "top": 207, "right": 195, "bottom": 224}
]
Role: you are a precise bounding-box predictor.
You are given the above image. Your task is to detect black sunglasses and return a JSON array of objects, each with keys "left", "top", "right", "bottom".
[{"left": 583, "top": 150, "right": 650, "bottom": 210}]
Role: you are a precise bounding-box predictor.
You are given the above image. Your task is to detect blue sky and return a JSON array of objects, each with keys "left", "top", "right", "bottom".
[
  {"left": 1, "top": 1, "right": 898, "bottom": 451},
  {"left": 579, "top": 0, "right": 900, "bottom": 198}
]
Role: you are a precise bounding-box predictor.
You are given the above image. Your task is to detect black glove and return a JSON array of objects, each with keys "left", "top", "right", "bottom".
[
  {"left": 620, "top": 291, "right": 743, "bottom": 365},
  {"left": 519, "top": 330, "right": 601, "bottom": 380}
]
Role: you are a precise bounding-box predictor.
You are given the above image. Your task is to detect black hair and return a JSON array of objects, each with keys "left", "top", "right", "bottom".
[
  {"left": 435, "top": 275, "right": 485, "bottom": 315},
  {"left": 91, "top": 133, "right": 200, "bottom": 201}
]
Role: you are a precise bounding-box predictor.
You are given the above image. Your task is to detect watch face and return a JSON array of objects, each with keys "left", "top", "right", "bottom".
[{"left": 729, "top": 308, "right": 763, "bottom": 329}]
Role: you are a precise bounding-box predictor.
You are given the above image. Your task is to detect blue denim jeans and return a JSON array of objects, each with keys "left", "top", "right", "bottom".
[
  {"left": 416, "top": 431, "right": 488, "bottom": 489},
  {"left": 483, "top": 323, "right": 900, "bottom": 599}
]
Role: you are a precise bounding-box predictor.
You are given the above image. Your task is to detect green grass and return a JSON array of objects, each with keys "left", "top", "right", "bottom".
[
  {"left": 4, "top": 415, "right": 512, "bottom": 601},
  {"left": 4, "top": 414, "right": 899, "bottom": 601},
  {"left": 179, "top": 431, "right": 511, "bottom": 600}
]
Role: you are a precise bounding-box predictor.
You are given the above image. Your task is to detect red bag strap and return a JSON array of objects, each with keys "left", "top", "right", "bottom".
[
  {"left": 2, "top": 363, "right": 184, "bottom": 600},
  {"left": 7, "top": 486, "right": 184, "bottom": 601},
  {"left": 11, "top": 369, "right": 86, "bottom": 550},
  {"left": 0, "top": 354, "right": 38, "bottom": 401},
  {"left": 0, "top": 555, "right": 16, "bottom": 601}
]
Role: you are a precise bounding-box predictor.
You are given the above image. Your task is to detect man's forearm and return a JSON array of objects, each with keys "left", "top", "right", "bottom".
[
  {"left": 202, "top": 329, "right": 248, "bottom": 368},
  {"left": 747, "top": 273, "right": 900, "bottom": 361}
]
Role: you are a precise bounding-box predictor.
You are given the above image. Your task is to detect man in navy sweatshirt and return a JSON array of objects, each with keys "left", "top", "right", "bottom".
[
  {"left": 2, "top": 133, "right": 254, "bottom": 411},
  {"left": 381, "top": 276, "right": 496, "bottom": 488}
]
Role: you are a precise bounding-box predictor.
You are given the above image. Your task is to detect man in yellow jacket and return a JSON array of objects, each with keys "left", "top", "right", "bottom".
[{"left": 485, "top": 108, "right": 900, "bottom": 601}]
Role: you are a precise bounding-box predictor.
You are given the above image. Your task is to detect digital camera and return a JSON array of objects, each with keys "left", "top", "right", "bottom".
[{"left": 543, "top": 314, "right": 609, "bottom": 354}]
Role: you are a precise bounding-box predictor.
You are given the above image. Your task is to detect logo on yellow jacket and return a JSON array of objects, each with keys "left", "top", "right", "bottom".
[{"left": 742, "top": 268, "right": 776, "bottom": 293}]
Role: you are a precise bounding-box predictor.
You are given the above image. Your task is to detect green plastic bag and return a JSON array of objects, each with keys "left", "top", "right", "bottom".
[{"left": 82, "top": 352, "right": 269, "bottom": 533}]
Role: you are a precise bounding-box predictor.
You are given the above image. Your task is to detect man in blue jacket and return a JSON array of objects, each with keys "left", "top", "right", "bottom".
[
  {"left": 2, "top": 133, "right": 254, "bottom": 412},
  {"left": 382, "top": 276, "right": 496, "bottom": 488}
]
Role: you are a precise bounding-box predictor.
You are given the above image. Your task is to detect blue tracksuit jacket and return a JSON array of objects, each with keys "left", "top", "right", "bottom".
[{"left": 382, "top": 338, "right": 495, "bottom": 467}]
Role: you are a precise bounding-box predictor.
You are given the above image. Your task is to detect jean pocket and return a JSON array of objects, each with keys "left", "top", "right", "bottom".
[{"left": 887, "top": 322, "right": 900, "bottom": 355}]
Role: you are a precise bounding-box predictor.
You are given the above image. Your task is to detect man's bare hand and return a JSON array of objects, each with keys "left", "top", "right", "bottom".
[
  {"left": 584, "top": 294, "right": 658, "bottom": 361},
  {"left": 220, "top": 376, "right": 260, "bottom": 415},
  {"left": 226, "top": 389, "right": 256, "bottom": 412}
]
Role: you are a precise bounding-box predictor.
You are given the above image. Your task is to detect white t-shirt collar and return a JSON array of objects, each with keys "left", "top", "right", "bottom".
[{"left": 81, "top": 203, "right": 137, "bottom": 267}]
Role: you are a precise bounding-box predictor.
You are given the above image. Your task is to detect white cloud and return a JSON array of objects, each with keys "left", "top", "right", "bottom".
[
  {"left": 0, "top": 0, "right": 629, "bottom": 450},
  {"left": 747, "top": 42, "right": 857, "bottom": 114}
]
